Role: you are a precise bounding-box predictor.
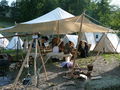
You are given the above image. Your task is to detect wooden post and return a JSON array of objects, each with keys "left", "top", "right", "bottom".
[
  {"left": 38, "top": 44, "right": 48, "bottom": 81},
  {"left": 34, "top": 39, "right": 38, "bottom": 86},
  {"left": 57, "top": 20, "right": 60, "bottom": 45},
  {"left": 13, "top": 40, "right": 33, "bottom": 88},
  {"left": 71, "top": 12, "right": 85, "bottom": 76}
]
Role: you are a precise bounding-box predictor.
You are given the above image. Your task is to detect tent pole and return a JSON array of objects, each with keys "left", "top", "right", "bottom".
[
  {"left": 38, "top": 43, "right": 48, "bottom": 81},
  {"left": 57, "top": 20, "right": 60, "bottom": 45},
  {"left": 13, "top": 40, "right": 33, "bottom": 88},
  {"left": 33, "top": 39, "right": 38, "bottom": 86},
  {"left": 71, "top": 12, "right": 85, "bottom": 76}
]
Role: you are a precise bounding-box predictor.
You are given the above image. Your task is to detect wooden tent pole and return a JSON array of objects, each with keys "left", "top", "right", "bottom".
[
  {"left": 38, "top": 43, "right": 48, "bottom": 81},
  {"left": 13, "top": 40, "right": 33, "bottom": 88},
  {"left": 71, "top": 12, "right": 85, "bottom": 75},
  {"left": 57, "top": 20, "right": 60, "bottom": 45},
  {"left": 33, "top": 39, "right": 38, "bottom": 86}
]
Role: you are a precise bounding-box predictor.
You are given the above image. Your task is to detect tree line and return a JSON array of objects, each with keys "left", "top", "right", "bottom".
[{"left": 0, "top": 0, "right": 120, "bottom": 30}]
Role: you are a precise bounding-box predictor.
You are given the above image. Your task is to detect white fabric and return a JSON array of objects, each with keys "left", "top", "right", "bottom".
[
  {"left": 0, "top": 34, "right": 9, "bottom": 48},
  {"left": 32, "top": 35, "right": 38, "bottom": 39},
  {"left": 6, "top": 35, "right": 23, "bottom": 49},
  {"left": 63, "top": 33, "right": 96, "bottom": 51},
  {"left": 94, "top": 32, "right": 103, "bottom": 42},
  {"left": 94, "top": 33, "right": 120, "bottom": 53},
  {"left": 84, "top": 33, "right": 96, "bottom": 50},
  {"left": 22, "top": 7, "right": 74, "bottom": 24},
  {"left": 61, "top": 61, "right": 73, "bottom": 68},
  {"left": 53, "top": 46, "right": 59, "bottom": 53},
  {"left": 47, "top": 52, "right": 64, "bottom": 60}
]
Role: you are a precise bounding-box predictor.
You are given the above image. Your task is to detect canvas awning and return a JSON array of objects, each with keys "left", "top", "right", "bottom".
[{"left": 0, "top": 15, "right": 112, "bottom": 35}]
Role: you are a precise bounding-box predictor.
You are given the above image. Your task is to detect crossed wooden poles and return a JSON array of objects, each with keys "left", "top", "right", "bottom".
[{"left": 13, "top": 38, "right": 48, "bottom": 89}]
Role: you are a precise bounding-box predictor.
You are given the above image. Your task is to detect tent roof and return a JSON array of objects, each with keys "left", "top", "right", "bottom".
[
  {"left": 0, "top": 8, "right": 112, "bottom": 34},
  {"left": 23, "top": 7, "right": 74, "bottom": 24}
]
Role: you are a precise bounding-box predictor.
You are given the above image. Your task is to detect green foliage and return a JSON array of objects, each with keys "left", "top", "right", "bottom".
[
  {"left": 109, "top": 9, "right": 120, "bottom": 30},
  {"left": 59, "top": 0, "right": 90, "bottom": 15}
]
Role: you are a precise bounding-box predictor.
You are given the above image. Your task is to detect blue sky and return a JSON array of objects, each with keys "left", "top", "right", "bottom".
[{"left": 1, "top": 0, "right": 120, "bottom": 7}]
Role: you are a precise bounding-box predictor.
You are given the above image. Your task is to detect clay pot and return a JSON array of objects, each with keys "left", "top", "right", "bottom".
[{"left": 87, "top": 64, "right": 93, "bottom": 71}]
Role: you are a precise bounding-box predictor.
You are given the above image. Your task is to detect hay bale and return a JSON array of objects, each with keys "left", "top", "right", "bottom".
[{"left": 85, "top": 76, "right": 120, "bottom": 90}]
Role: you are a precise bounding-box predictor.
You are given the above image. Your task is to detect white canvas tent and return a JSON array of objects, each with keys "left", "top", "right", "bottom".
[
  {"left": 6, "top": 34, "right": 23, "bottom": 49},
  {"left": 0, "top": 8, "right": 111, "bottom": 34},
  {"left": 94, "top": 33, "right": 120, "bottom": 53},
  {"left": 0, "top": 34, "right": 9, "bottom": 48},
  {"left": 94, "top": 32, "right": 103, "bottom": 42},
  {"left": 23, "top": 7, "right": 74, "bottom": 24},
  {"left": 63, "top": 33, "right": 96, "bottom": 51}
]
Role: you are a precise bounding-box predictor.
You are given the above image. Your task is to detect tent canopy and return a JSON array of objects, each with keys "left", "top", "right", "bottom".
[
  {"left": 0, "top": 8, "right": 112, "bottom": 35},
  {"left": 23, "top": 7, "right": 74, "bottom": 24}
]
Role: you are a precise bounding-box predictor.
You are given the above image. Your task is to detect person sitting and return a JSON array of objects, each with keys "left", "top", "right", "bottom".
[
  {"left": 47, "top": 43, "right": 64, "bottom": 62},
  {"left": 22, "top": 39, "right": 28, "bottom": 52},
  {"left": 52, "top": 43, "right": 59, "bottom": 53},
  {"left": 59, "top": 41, "right": 64, "bottom": 52},
  {"left": 78, "top": 40, "right": 86, "bottom": 58},
  {"left": 84, "top": 42, "right": 89, "bottom": 57},
  {"left": 61, "top": 54, "right": 73, "bottom": 69},
  {"left": 51, "top": 37, "right": 61, "bottom": 48}
]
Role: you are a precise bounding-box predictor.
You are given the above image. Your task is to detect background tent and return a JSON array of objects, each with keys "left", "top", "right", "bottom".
[
  {"left": 63, "top": 33, "right": 96, "bottom": 51},
  {"left": 81, "top": 33, "right": 96, "bottom": 50},
  {"left": 94, "top": 33, "right": 120, "bottom": 53},
  {"left": 6, "top": 35, "right": 23, "bottom": 49},
  {"left": 94, "top": 32, "right": 103, "bottom": 42},
  {"left": 0, "top": 34, "right": 9, "bottom": 48}
]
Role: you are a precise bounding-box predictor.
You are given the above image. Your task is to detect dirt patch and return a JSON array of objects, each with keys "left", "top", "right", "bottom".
[{"left": 1, "top": 55, "right": 120, "bottom": 90}]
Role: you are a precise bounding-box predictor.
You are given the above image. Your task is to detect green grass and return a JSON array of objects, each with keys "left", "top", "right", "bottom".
[
  {"left": 102, "top": 53, "right": 120, "bottom": 61},
  {"left": 76, "top": 56, "right": 96, "bottom": 68},
  {"left": 75, "top": 53, "right": 120, "bottom": 68}
]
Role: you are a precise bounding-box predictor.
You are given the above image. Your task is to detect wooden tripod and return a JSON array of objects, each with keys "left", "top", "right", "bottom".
[{"left": 13, "top": 38, "right": 48, "bottom": 88}]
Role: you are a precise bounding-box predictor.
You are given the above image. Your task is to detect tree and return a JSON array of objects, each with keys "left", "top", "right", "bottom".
[
  {"left": 86, "top": 0, "right": 112, "bottom": 27},
  {"left": 0, "top": 0, "right": 9, "bottom": 17},
  {"left": 109, "top": 9, "right": 120, "bottom": 30},
  {"left": 59, "top": 0, "right": 90, "bottom": 15},
  {"left": 10, "top": 1, "right": 20, "bottom": 22},
  {"left": 0, "top": 0, "right": 8, "bottom": 6}
]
